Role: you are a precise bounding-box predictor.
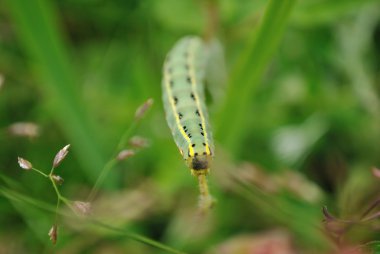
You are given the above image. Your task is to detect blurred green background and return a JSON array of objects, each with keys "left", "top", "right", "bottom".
[{"left": 1, "top": 0, "right": 380, "bottom": 253}]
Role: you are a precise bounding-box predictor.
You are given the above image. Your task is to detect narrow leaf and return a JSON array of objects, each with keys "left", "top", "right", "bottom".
[{"left": 215, "top": 0, "right": 297, "bottom": 154}]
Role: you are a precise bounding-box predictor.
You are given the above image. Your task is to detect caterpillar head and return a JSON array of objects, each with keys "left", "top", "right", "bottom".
[
  {"left": 187, "top": 153, "right": 212, "bottom": 176},
  {"left": 181, "top": 142, "right": 213, "bottom": 175}
]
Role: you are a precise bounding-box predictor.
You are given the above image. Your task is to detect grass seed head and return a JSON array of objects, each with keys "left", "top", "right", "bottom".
[
  {"left": 73, "top": 201, "right": 91, "bottom": 216},
  {"left": 129, "top": 136, "right": 150, "bottom": 148},
  {"left": 17, "top": 157, "right": 33, "bottom": 170},
  {"left": 135, "top": 98, "right": 153, "bottom": 120},
  {"left": 51, "top": 175, "right": 64, "bottom": 185},
  {"left": 8, "top": 122, "right": 39, "bottom": 138},
  {"left": 117, "top": 149, "right": 135, "bottom": 161},
  {"left": 48, "top": 224, "right": 58, "bottom": 245},
  {"left": 53, "top": 144, "right": 70, "bottom": 169}
]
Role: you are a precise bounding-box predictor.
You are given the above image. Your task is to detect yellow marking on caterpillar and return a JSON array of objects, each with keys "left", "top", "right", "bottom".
[
  {"left": 163, "top": 68, "right": 194, "bottom": 156},
  {"left": 187, "top": 40, "right": 211, "bottom": 156},
  {"left": 188, "top": 144, "right": 195, "bottom": 157},
  {"left": 205, "top": 143, "right": 211, "bottom": 155}
]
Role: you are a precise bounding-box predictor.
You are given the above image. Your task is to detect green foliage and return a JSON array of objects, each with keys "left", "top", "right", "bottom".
[
  {"left": 215, "top": 0, "right": 297, "bottom": 153},
  {"left": 5, "top": 0, "right": 106, "bottom": 182},
  {"left": 1, "top": 0, "right": 380, "bottom": 253}
]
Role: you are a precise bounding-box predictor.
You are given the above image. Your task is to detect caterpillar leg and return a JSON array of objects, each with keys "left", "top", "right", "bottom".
[{"left": 196, "top": 173, "right": 215, "bottom": 213}]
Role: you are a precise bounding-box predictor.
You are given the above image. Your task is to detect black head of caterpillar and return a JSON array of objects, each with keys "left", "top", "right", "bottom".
[
  {"left": 187, "top": 153, "right": 212, "bottom": 176},
  {"left": 183, "top": 141, "right": 213, "bottom": 175}
]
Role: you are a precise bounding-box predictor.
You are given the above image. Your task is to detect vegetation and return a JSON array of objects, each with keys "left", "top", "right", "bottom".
[{"left": 1, "top": 0, "right": 380, "bottom": 253}]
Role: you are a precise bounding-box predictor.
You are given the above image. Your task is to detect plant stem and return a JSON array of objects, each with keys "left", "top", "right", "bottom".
[
  {"left": 32, "top": 168, "right": 49, "bottom": 178},
  {"left": 88, "top": 120, "right": 139, "bottom": 201},
  {"left": 49, "top": 175, "right": 62, "bottom": 199},
  {"left": 88, "top": 159, "right": 117, "bottom": 201},
  {"left": 48, "top": 168, "right": 72, "bottom": 214}
]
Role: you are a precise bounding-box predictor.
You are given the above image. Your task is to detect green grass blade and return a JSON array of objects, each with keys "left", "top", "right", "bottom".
[
  {"left": 292, "top": 0, "right": 379, "bottom": 27},
  {"left": 5, "top": 0, "right": 106, "bottom": 181},
  {"left": 215, "top": 0, "right": 297, "bottom": 155}
]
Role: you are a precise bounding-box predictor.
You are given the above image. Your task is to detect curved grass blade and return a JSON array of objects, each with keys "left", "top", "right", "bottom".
[{"left": 215, "top": 0, "right": 297, "bottom": 155}]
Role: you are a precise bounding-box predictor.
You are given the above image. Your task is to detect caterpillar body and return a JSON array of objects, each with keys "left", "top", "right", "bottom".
[{"left": 162, "top": 36, "right": 214, "bottom": 177}]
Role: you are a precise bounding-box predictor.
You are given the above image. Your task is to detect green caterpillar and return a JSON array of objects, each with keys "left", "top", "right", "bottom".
[
  {"left": 162, "top": 36, "right": 215, "bottom": 210},
  {"left": 162, "top": 36, "right": 214, "bottom": 176}
]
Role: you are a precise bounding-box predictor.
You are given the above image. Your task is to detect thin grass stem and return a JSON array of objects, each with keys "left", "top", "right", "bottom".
[
  {"left": 88, "top": 120, "right": 138, "bottom": 201},
  {"left": 32, "top": 168, "right": 49, "bottom": 178}
]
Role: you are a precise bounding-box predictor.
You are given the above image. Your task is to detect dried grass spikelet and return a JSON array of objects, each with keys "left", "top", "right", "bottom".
[
  {"left": 17, "top": 157, "right": 32, "bottom": 170},
  {"left": 8, "top": 122, "right": 39, "bottom": 138},
  {"left": 72, "top": 201, "right": 91, "bottom": 216},
  {"left": 117, "top": 149, "right": 135, "bottom": 161},
  {"left": 51, "top": 175, "right": 64, "bottom": 185},
  {"left": 53, "top": 144, "right": 70, "bottom": 169},
  {"left": 135, "top": 98, "right": 153, "bottom": 120},
  {"left": 48, "top": 224, "right": 58, "bottom": 245},
  {"left": 129, "top": 136, "right": 150, "bottom": 148}
]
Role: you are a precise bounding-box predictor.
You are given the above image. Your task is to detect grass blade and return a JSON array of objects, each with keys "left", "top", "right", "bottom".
[{"left": 215, "top": 0, "right": 297, "bottom": 155}]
